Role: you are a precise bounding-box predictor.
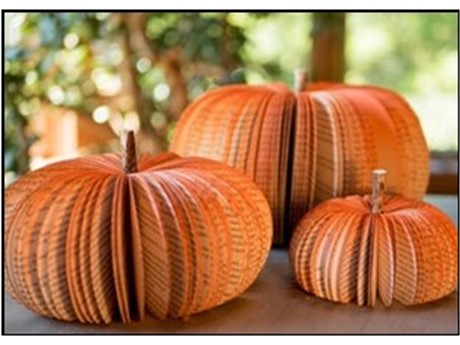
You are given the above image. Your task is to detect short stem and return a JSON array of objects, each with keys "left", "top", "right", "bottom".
[
  {"left": 371, "top": 169, "right": 386, "bottom": 214},
  {"left": 124, "top": 130, "right": 138, "bottom": 173},
  {"left": 294, "top": 68, "right": 308, "bottom": 94}
]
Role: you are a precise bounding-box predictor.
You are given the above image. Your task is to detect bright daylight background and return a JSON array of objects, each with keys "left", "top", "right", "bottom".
[{"left": 4, "top": 12, "right": 458, "bottom": 185}]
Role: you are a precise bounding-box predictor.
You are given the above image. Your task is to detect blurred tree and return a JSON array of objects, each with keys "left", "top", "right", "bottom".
[
  {"left": 4, "top": 12, "right": 457, "bottom": 184},
  {"left": 4, "top": 12, "right": 254, "bottom": 180},
  {"left": 4, "top": 12, "right": 312, "bottom": 181},
  {"left": 4, "top": 48, "right": 37, "bottom": 175}
]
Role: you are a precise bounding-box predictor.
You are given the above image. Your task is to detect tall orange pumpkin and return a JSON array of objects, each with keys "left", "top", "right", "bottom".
[
  {"left": 5, "top": 132, "right": 272, "bottom": 323},
  {"left": 171, "top": 72, "right": 429, "bottom": 244}
]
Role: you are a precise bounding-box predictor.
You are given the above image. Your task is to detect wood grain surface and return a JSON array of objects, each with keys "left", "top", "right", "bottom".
[{"left": 4, "top": 195, "right": 457, "bottom": 334}]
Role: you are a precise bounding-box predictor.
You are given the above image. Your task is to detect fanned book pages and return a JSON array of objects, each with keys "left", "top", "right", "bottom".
[
  {"left": 4, "top": 132, "right": 273, "bottom": 324},
  {"left": 289, "top": 170, "right": 458, "bottom": 307},
  {"left": 170, "top": 71, "right": 430, "bottom": 245}
]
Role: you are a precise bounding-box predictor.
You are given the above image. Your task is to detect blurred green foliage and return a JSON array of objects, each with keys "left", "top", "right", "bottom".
[
  {"left": 347, "top": 13, "right": 457, "bottom": 93},
  {"left": 346, "top": 13, "right": 458, "bottom": 151},
  {"left": 4, "top": 12, "right": 458, "bottom": 183}
]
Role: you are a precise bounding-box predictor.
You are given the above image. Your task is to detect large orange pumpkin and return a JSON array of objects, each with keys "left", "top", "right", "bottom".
[
  {"left": 5, "top": 132, "right": 272, "bottom": 323},
  {"left": 171, "top": 73, "right": 429, "bottom": 244},
  {"left": 289, "top": 170, "right": 458, "bottom": 306}
]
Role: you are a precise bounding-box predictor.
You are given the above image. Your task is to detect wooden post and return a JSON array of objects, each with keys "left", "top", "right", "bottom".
[{"left": 311, "top": 13, "right": 346, "bottom": 82}]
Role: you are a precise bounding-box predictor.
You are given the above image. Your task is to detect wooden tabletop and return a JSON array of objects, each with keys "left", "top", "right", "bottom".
[{"left": 3, "top": 195, "right": 458, "bottom": 334}]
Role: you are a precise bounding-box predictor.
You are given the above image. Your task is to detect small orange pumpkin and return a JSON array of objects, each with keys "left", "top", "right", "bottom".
[
  {"left": 289, "top": 169, "right": 458, "bottom": 306},
  {"left": 5, "top": 132, "right": 272, "bottom": 323},
  {"left": 171, "top": 71, "right": 429, "bottom": 244}
]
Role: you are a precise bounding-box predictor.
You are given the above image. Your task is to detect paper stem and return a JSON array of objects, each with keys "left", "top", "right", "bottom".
[
  {"left": 294, "top": 68, "right": 308, "bottom": 94},
  {"left": 371, "top": 169, "right": 386, "bottom": 214},
  {"left": 124, "top": 130, "right": 138, "bottom": 173}
]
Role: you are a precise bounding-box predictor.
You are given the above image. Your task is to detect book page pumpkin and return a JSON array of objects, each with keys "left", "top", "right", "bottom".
[
  {"left": 170, "top": 71, "right": 429, "bottom": 245},
  {"left": 5, "top": 132, "right": 272, "bottom": 323},
  {"left": 289, "top": 169, "right": 458, "bottom": 306}
]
